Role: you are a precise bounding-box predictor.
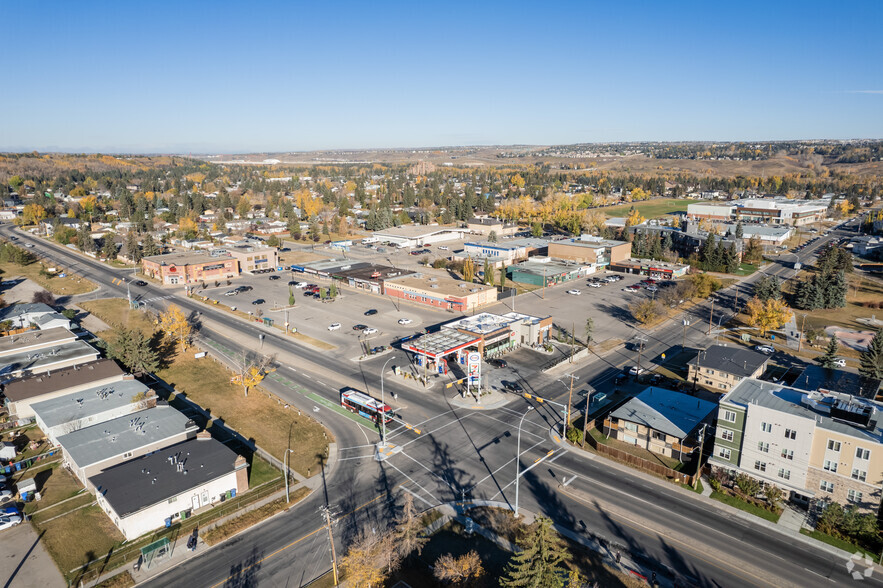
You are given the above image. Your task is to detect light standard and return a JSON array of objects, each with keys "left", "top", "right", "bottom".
[
  {"left": 514, "top": 405, "right": 535, "bottom": 518},
  {"left": 379, "top": 356, "right": 394, "bottom": 448},
  {"left": 682, "top": 318, "right": 690, "bottom": 350},
  {"left": 283, "top": 448, "right": 295, "bottom": 502}
]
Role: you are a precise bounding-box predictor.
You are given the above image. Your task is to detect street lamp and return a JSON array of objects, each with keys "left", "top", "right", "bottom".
[
  {"left": 283, "top": 448, "right": 295, "bottom": 502},
  {"left": 379, "top": 356, "right": 394, "bottom": 449},
  {"left": 514, "top": 405, "right": 535, "bottom": 518},
  {"left": 682, "top": 318, "right": 690, "bottom": 350}
]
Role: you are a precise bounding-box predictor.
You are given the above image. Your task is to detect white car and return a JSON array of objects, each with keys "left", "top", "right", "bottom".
[
  {"left": 327, "top": 323, "right": 341, "bottom": 331},
  {"left": 294, "top": 282, "right": 308, "bottom": 289},
  {"left": 224, "top": 290, "right": 237, "bottom": 296},
  {"left": 628, "top": 366, "right": 646, "bottom": 376},
  {"left": 645, "top": 285, "right": 659, "bottom": 293},
  {"left": 0, "top": 514, "right": 22, "bottom": 531},
  {"left": 587, "top": 282, "right": 602, "bottom": 288},
  {"left": 754, "top": 345, "right": 775, "bottom": 354},
  {"left": 438, "top": 246, "right": 449, "bottom": 250},
  {"left": 0, "top": 489, "right": 12, "bottom": 503},
  {"left": 397, "top": 318, "right": 412, "bottom": 325},
  {"left": 363, "top": 327, "right": 378, "bottom": 335},
  {"left": 566, "top": 289, "right": 581, "bottom": 296},
  {"left": 833, "top": 358, "right": 846, "bottom": 368}
]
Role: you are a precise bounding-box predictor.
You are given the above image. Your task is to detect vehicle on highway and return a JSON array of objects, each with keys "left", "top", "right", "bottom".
[
  {"left": 755, "top": 345, "right": 775, "bottom": 354},
  {"left": 269, "top": 275, "right": 280, "bottom": 280},
  {"left": 133, "top": 280, "right": 147, "bottom": 287},
  {"left": 24, "top": 243, "right": 34, "bottom": 248},
  {"left": 251, "top": 299, "right": 265, "bottom": 305},
  {"left": 328, "top": 323, "right": 341, "bottom": 331},
  {"left": 364, "top": 309, "right": 378, "bottom": 316},
  {"left": 397, "top": 318, "right": 412, "bottom": 325},
  {"left": 340, "top": 388, "right": 395, "bottom": 424},
  {"left": 488, "top": 358, "right": 508, "bottom": 368},
  {"left": 224, "top": 290, "right": 237, "bottom": 296},
  {"left": 628, "top": 366, "right": 646, "bottom": 376},
  {"left": 614, "top": 374, "right": 627, "bottom": 385},
  {"left": 833, "top": 358, "right": 846, "bottom": 367},
  {"left": 352, "top": 324, "right": 367, "bottom": 331},
  {"left": 0, "top": 514, "right": 22, "bottom": 531},
  {"left": 566, "top": 289, "right": 581, "bottom": 295},
  {"left": 363, "top": 327, "right": 378, "bottom": 335},
  {"left": 501, "top": 380, "right": 523, "bottom": 393}
]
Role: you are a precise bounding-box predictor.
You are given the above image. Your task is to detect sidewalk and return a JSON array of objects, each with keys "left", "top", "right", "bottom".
[{"left": 448, "top": 388, "right": 514, "bottom": 410}]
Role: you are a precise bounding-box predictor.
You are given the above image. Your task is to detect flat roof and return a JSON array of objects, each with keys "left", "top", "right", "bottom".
[
  {"left": 385, "top": 275, "right": 495, "bottom": 298},
  {"left": 724, "top": 379, "right": 883, "bottom": 442},
  {"left": 2, "top": 359, "right": 125, "bottom": 402},
  {"left": 0, "top": 327, "right": 77, "bottom": 356},
  {"left": 611, "top": 258, "right": 690, "bottom": 270},
  {"left": 333, "top": 264, "right": 415, "bottom": 282},
  {"left": 720, "top": 223, "right": 792, "bottom": 237},
  {"left": 0, "top": 303, "right": 55, "bottom": 321},
  {"left": 142, "top": 251, "right": 233, "bottom": 266},
  {"left": 610, "top": 387, "right": 717, "bottom": 438},
  {"left": 57, "top": 405, "right": 198, "bottom": 468},
  {"left": 442, "top": 312, "right": 545, "bottom": 335},
  {"left": 90, "top": 438, "right": 241, "bottom": 517},
  {"left": 509, "top": 259, "right": 586, "bottom": 276},
  {"left": 0, "top": 340, "right": 98, "bottom": 378},
  {"left": 464, "top": 238, "right": 549, "bottom": 250},
  {"left": 31, "top": 379, "right": 152, "bottom": 429},
  {"left": 404, "top": 330, "right": 481, "bottom": 358},
  {"left": 792, "top": 364, "right": 881, "bottom": 400},
  {"left": 373, "top": 225, "right": 467, "bottom": 239},
  {"left": 553, "top": 238, "right": 628, "bottom": 249}
]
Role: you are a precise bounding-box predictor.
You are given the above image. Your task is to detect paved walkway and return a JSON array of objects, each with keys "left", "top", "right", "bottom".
[
  {"left": 778, "top": 504, "right": 808, "bottom": 532},
  {"left": 448, "top": 388, "right": 514, "bottom": 410}
]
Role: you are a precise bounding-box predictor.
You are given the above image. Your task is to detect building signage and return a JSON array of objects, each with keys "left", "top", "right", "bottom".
[
  {"left": 467, "top": 352, "right": 481, "bottom": 386},
  {"left": 203, "top": 263, "right": 225, "bottom": 271}
]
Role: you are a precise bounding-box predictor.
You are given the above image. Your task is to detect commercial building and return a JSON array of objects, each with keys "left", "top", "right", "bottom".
[
  {"left": 3, "top": 359, "right": 126, "bottom": 419},
  {"left": 687, "top": 345, "right": 769, "bottom": 393},
  {"left": 58, "top": 405, "right": 199, "bottom": 486},
  {"left": 461, "top": 238, "right": 549, "bottom": 265},
  {"left": 547, "top": 236, "right": 632, "bottom": 268},
  {"left": 141, "top": 251, "right": 239, "bottom": 285},
  {"left": 720, "top": 223, "right": 793, "bottom": 246},
  {"left": 603, "top": 387, "right": 716, "bottom": 462},
  {"left": 507, "top": 258, "right": 592, "bottom": 287},
  {"left": 607, "top": 258, "right": 690, "bottom": 279},
  {"left": 711, "top": 378, "right": 883, "bottom": 513},
  {"left": 330, "top": 263, "right": 415, "bottom": 295},
  {"left": 372, "top": 225, "right": 468, "bottom": 248},
  {"left": 383, "top": 274, "right": 497, "bottom": 312},
  {"left": 466, "top": 216, "right": 520, "bottom": 237},
  {"left": 32, "top": 379, "right": 156, "bottom": 445},
  {"left": 227, "top": 244, "right": 279, "bottom": 273},
  {"left": 687, "top": 199, "right": 827, "bottom": 227},
  {"left": 91, "top": 435, "right": 248, "bottom": 540}
]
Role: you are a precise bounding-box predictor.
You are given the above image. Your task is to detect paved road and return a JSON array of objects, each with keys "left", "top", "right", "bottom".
[{"left": 2, "top": 223, "right": 872, "bottom": 588}]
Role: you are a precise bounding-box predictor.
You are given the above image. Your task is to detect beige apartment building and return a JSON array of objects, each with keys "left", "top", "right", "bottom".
[{"left": 688, "top": 345, "right": 769, "bottom": 393}]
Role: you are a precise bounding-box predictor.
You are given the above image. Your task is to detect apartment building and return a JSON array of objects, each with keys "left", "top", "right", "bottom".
[
  {"left": 710, "top": 378, "right": 883, "bottom": 513},
  {"left": 688, "top": 345, "right": 769, "bottom": 393}
]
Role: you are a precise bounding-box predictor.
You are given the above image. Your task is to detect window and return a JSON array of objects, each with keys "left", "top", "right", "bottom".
[
  {"left": 168, "top": 496, "right": 178, "bottom": 504},
  {"left": 827, "top": 440, "right": 841, "bottom": 452},
  {"left": 781, "top": 449, "right": 794, "bottom": 460},
  {"left": 852, "top": 469, "right": 867, "bottom": 482},
  {"left": 718, "top": 448, "right": 732, "bottom": 460},
  {"left": 820, "top": 480, "right": 834, "bottom": 493},
  {"left": 719, "top": 383, "right": 727, "bottom": 389},
  {"left": 706, "top": 369, "right": 715, "bottom": 375},
  {"left": 722, "top": 410, "right": 737, "bottom": 423},
  {"left": 720, "top": 429, "right": 734, "bottom": 442},
  {"left": 778, "top": 468, "right": 791, "bottom": 480},
  {"left": 848, "top": 489, "right": 863, "bottom": 503},
  {"left": 784, "top": 429, "right": 796, "bottom": 440},
  {"left": 757, "top": 442, "right": 769, "bottom": 453},
  {"left": 623, "top": 422, "right": 638, "bottom": 433},
  {"left": 754, "top": 461, "right": 766, "bottom": 472},
  {"left": 761, "top": 422, "right": 772, "bottom": 433},
  {"left": 856, "top": 447, "right": 870, "bottom": 460},
  {"left": 823, "top": 460, "right": 838, "bottom": 473},
  {"left": 652, "top": 431, "right": 666, "bottom": 441}
]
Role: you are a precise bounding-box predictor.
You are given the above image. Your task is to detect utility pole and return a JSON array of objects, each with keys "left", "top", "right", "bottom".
[
  {"left": 707, "top": 297, "right": 715, "bottom": 335},
  {"left": 693, "top": 423, "right": 708, "bottom": 490},
  {"left": 581, "top": 385, "right": 595, "bottom": 448},
  {"left": 561, "top": 373, "right": 580, "bottom": 438},
  {"left": 682, "top": 318, "right": 690, "bottom": 350},
  {"left": 634, "top": 334, "right": 648, "bottom": 373},
  {"left": 797, "top": 314, "right": 807, "bottom": 352},
  {"left": 319, "top": 506, "right": 339, "bottom": 586}
]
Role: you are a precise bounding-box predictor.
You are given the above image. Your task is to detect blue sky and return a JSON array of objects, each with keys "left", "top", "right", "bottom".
[{"left": 2, "top": 1, "right": 881, "bottom": 153}]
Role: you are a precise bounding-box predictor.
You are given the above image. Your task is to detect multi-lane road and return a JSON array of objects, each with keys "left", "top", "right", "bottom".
[{"left": 1, "top": 222, "right": 873, "bottom": 587}]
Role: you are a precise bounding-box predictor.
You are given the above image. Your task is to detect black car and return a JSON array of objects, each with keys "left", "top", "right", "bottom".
[
  {"left": 133, "top": 280, "right": 147, "bottom": 287},
  {"left": 364, "top": 309, "right": 378, "bottom": 316},
  {"left": 352, "top": 324, "right": 367, "bottom": 331},
  {"left": 252, "top": 299, "right": 265, "bottom": 305},
  {"left": 501, "top": 380, "right": 523, "bottom": 393},
  {"left": 238, "top": 285, "right": 253, "bottom": 293},
  {"left": 489, "top": 359, "right": 508, "bottom": 368},
  {"left": 269, "top": 275, "right": 281, "bottom": 280}
]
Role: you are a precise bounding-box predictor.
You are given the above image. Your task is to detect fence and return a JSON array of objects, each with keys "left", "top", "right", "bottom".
[
  {"left": 583, "top": 424, "right": 695, "bottom": 485},
  {"left": 1, "top": 448, "right": 60, "bottom": 476}
]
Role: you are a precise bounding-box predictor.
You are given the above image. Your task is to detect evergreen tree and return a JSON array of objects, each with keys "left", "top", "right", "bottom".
[
  {"left": 484, "top": 258, "right": 494, "bottom": 286},
  {"left": 823, "top": 270, "right": 848, "bottom": 309},
  {"left": 754, "top": 275, "right": 781, "bottom": 301},
  {"left": 124, "top": 231, "right": 142, "bottom": 263},
  {"left": 501, "top": 517, "right": 571, "bottom": 588},
  {"left": 101, "top": 237, "right": 117, "bottom": 260},
  {"left": 77, "top": 223, "right": 95, "bottom": 253},
  {"left": 499, "top": 264, "right": 507, "bottom": 292},
  {"left": 699, "top": 233, "right": 716, "bottom": 270},
  {"left": 724, "top": 244, "right": 740, "bottom": 273},
  {"left": 735, "top": 221, "right": 744, "bottom": 239},
  {"left": 795, "top": 277, "right": 823, "bottom": 310},
  {"left": 819, "top": 336, "right": 840, "bottom": 369},
  {"left": 859, "top": 330, "right": 883, "bottom": 379}
]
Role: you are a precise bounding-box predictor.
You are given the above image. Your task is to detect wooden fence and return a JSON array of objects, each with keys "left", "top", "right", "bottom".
[{"left": 583, "top": 424, "right": 695, "bottom": 486}]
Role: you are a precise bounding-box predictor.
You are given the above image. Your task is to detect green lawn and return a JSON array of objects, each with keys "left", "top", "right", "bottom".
[
  {"left": 249, "top": 454, "right": 283, "bottom": 487},
  {"left": 710, "top": 491, "right": 780, "bottom": 522},
  {"left": 34, "top": 504, "right": 126, "bottom": 582},
  {"left": 733, "top": 263, "right": 759, "bottom": 276},
  {"left": 800, "top": 528, "right": 877, "bottom": 559},
  {"left": 599, "top": 198, "right": 697, "bottom": 219}
]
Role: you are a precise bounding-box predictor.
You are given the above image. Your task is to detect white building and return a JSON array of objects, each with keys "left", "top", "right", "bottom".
[
  {"left": 372, "top": 225, "right": 468, "bottom": 248},
  {"left": 91, "top": 435, "right": 248, "bottom": 540}
]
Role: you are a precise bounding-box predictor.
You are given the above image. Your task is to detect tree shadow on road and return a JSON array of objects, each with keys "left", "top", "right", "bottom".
[{"left": 223, "top": 545, "right": 264, "bottom": 588}]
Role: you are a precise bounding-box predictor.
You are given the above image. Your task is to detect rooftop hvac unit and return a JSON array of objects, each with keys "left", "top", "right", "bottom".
[{"left": 431, "top": 284, "right": 439, "bottom": 288}]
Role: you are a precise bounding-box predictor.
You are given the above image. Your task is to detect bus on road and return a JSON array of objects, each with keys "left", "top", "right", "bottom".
[{"left": 340, "top": 389, "right": 395, "bottom": 424}]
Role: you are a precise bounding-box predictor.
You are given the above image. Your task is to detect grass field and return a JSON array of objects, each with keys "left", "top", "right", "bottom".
[
  {"left": 202, "top": 489, "right": 309, "bottom": 546},
  {"left": 0, "top": 259, "right": 96, "bottom": 296},
  {"left": 781, "top": 271, "right": 883, "bottom": 334},
  {"left": 20, "top": 463, "right": 88, "bottom": 517},
  {"left": 710, "top": 491, "right": 781, "bottom": 523},
  {"left": 34, "top": 504, "right": 126, "bottom": 581},
  {"left": 800, "top": 528, "right": 877, "bottom": 559},
  {"left": 598, "top": 198, "right": 697, "bottom": 219}
]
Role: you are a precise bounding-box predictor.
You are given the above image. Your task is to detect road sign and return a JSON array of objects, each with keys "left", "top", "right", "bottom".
[{"left": 467, "top": 352, "right": 481, "bottom": 386}]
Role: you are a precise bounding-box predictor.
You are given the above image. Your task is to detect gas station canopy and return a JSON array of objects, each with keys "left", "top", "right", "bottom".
[{"left": 403, "top": 330, "right": 480, "bottom": 359}]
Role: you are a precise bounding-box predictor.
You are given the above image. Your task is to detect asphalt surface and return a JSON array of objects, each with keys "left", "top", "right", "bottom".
[{"left": 1, "top": 222, "right": 873, "bottom": 588}]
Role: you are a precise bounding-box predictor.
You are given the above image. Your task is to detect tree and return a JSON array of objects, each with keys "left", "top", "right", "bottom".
[
  {"left": 288, "top": 286, "right": 295, "bottom": 307},
  {"left": 395, "top": 493, "right": 428, "bottom": 559},
  {"left": 501, "top": 517, "right": 571, "bottom": 588},
  {"left": 434, "top": 550, "right": 484, "bottom": 587},
  {"left": 735, "top": 473, "right": 761, "bottom": 497},
  {"left": 266, "top": 235, "right": 281, "bottom": 247},
  {"left": 754, "top": 275, "right": 781, "bottom": 301},
  {"left": 142, "top": 234, "right": 159, "bottom": 256},
  {"left": 859, "top": 330, "right": 883, "bottom": 379},
  {"left": 484, "top": 258, "right": 494, "bottom": 286},
  {"left": 584, "top": 317, "right": 594, "bottom": 347},
  {"left": 104, "top": 327, "right": 159, "bottom": 375},
  {"left": 159, "top": 304, "right": 192, "bottom": 351},
  {"left": 823, "top": 270, "right": 847, "bottom": 309},
  {"left": 625, "top": 207, "right": 645, "bottom": 228},
  {"left": 488, "top": 230, "right": 498, "bottom": 243},
  {"left": 340, "top": 530, "right": 387, "bottom": 588},
  {"left": 78, "top": 223, "right": 95, "bottom": 253},
  {"left": 795, "top": 276, "right": 824, "bottom": 310},
  {"left": 235, "top": 353, "right": 273, "bottom": 396},
  {"left": 124, "top": 231, "right": 142, "bottom": 263},
  {"left": 689, "top": 273, "right": 722, "bottom": 298},
  {"left": 763, "top": 484, "right": 784, "bottom": 509},
  {"left": 743, "top": 236, "right": 763, "bottom": 265},
  {"left": 531, "top": 222, "right": 543, "bottom": 237},
  {"left": 101, "top": 237, "right": 117, "bottom": 260},
  {"left": 32, "top": 290, "right": 56, "bottom": 306},
  {"left": 462, "top": 257, "right": 475, "bottom": 282},
  {"left": 22, "top": 203, "right": 47, "bottom": 226},
  {"left": 630, "top": 299, "right": 662, "bottom": 325},
  {"left": 499, "top": 264, "right": 507, "bottom": 292},
  {"left": 818, "top": 335, "right": 840, "bottom": 369},
  {"left": 735, "top": 221, "right": 744, "bottom": 239},
  {"left": 329, "top": 280, "right": 338, "bottom": 298},
  {"left": 745, "top": 297, "right": 792, "bottom": 337}
]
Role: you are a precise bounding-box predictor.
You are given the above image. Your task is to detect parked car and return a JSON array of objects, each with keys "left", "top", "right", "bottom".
[
  {"left": 352, "top": 324, "right": 367, "bottom": 331},
  {"left": 238, "top": 285, "right": 253, "bottom": 293},
  {"left": 0, "top": 489, "right": 12, "bottom": 503},
  {"left": 566, "top": 289, "right": 581, "bottom": 296},
  {"left": 363, "top": 327, "right": 378, "bottom": 335},
  {"left": 438, "top": 246, "right": 449, "bottom": 250},
  {"left": 0, "top": 514, "right": 22, "bottom": 531},
  {"left": 224, "top": 290, "right": 237, "bottom": 296},
  {"left": 365, "top": 309, "right": 378, "bottom": 316},
  {"left": 397, "top": 318, "right": 412, "bottom": 325},
  {"left": 328, "top": 323, "right": 341, "bottom": 331},
  {"left": 628, "top": 366, "right": 645, "bottom": 376},
  {"left": 614, "top": 374, "right": 627, "bottom": 385},
  {"left": 587, "top": 282, "right": 602, "bottom": 288},
  {"left": 645, "top": 285, "right": 659, "bottom": 293},
  {"left": 755, "top": 345, "right": 775, "bottom": 354},
  {"left": 488, "top": 358, "right": 508, "bottom": 368},
  {"left": 251, "top": 298, "right": 265, "bottom": 305},
  {"left": 833, "top": 358, "right": 847, "bottom": 367},
  {"left": 269, "top": 275, "right": 281, "bottom": 280},
  {"left": 624, "top": 286, "right": 640, "bottom": 292}
]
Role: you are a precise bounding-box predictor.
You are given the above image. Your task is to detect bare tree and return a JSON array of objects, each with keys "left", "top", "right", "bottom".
[
  {"left": 395, "top": 493, "right": 428, "bottom": 558},
  {"left": 434, "top": 550, "right": 485, "bottom": 586}
]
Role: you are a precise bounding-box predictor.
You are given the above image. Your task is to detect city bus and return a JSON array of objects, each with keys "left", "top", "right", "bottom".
[{"left": 340, "top": 389, "right": 395, "bottom": 424}]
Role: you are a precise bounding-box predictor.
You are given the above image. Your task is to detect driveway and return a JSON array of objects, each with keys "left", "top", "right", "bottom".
[{"left": 0, "top": 522, "right": 65, "bottom": 588}]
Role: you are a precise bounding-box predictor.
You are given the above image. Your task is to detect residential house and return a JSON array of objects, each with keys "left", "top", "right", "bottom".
[
  {"left": 687, "top": 345, "right": 769, "bottom": 393},
  {"left": 0, "top": 303, "right": 70, "bottom": 331}
]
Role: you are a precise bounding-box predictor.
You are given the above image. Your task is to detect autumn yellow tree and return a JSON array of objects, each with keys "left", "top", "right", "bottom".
[
  {"left": 509, "top": 174, "right": 526, "bottom": 189},
  {"left": 22, "top": 203, "right": 47, "bottom": 225},
  {"left": 159, "top": 304, "right": 192, "bottom": 351},
  {"left": 235, "top": 354, "right": 274, "bottom": 397},
  {"left": 625, "top": 208, "right": 645, "bottom": 227},
  {"left": 433, "top": 550, "right": 485, "bottom": 586},
  {"left": 745, "top": 297, "right": 793, "bottom": 337},
  {"left": 839, "top": 200, "right": 854, "bottom": 216},
  {"left": 462, "top": 257, "right": 475, "bottom": 282},
  {"left": 340, "top": 531, "right": 387, "bottom": 588}
]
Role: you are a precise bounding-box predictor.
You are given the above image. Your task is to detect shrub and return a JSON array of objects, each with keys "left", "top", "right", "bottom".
[{"left": 566, "top": 426, "right": 582, "bottom": 444}]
